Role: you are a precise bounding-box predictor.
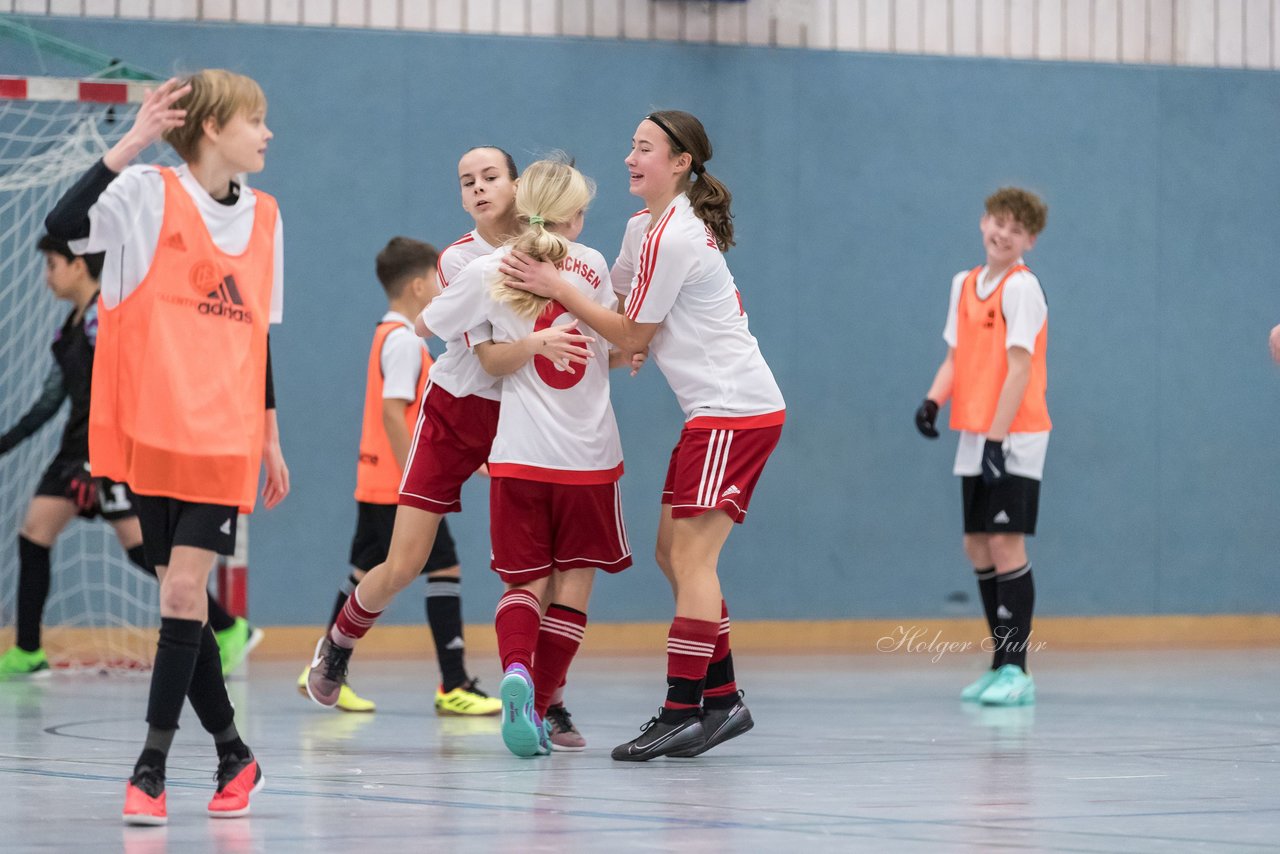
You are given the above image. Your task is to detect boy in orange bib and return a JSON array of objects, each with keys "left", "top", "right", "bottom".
[
  {"left": 915, "top": 187, "right": 1049, "bottom": 708},
  {"left": 45, "top": 71, "right": 288, "bottom": 825}
]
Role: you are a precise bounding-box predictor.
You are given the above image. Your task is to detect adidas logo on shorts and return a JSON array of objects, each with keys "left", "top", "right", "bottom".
[
  {"left": 721, "top": 484, "right": 741, "bottom": 498},
  {"left": 993, "top": 510, "right": 1010, "bottom": 524}
]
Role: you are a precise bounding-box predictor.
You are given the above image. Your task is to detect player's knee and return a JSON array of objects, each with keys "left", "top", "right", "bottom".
[{"left": 160, "top": 574, "right": 204, "bottom": 615}]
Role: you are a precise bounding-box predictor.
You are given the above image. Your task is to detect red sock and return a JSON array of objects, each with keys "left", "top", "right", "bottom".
[
  {"left": 532, "top": 604, "right": 586, "bottom": 716},
  {"left": 330, "top": 588, "right": 382, "bottom": 648},
  {"left": 495, "top": 589, "right": 542, "bottom": 672},
  {"left": 664, "top": 616, "right": 718, "bottom": 714},
  {"left": 703, "top": 600, "right": 738, "bottom": 703}
]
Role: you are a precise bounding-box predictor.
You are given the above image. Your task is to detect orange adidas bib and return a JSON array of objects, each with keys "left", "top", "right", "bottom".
[
  {"left": 89, "top": 168, "right": 277, "bottom": 512},
  {"left": 950, "top": 264, "right": 1051, "bottom": 434},
  {"left": 354, "top": 320, "right": 430, "bottom": 504}
]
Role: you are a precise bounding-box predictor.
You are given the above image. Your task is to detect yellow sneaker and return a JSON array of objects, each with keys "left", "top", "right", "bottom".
[
  {"left": 296, "top": 667, "right": 376, "bottom": 713},
  {"left": 435, "top": 678, "right": 502, "bottom": 716}
]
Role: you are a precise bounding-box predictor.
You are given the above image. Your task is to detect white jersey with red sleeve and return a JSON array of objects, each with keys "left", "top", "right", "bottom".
[
  {"left": 422, "top": 230, "right": 500, "bottom": 401},
  {"left": 614, "top": 194, "right": 784, "bottom": 427},
  {"left": 481, "top": 242, "right": 623, "bottom": 484}
]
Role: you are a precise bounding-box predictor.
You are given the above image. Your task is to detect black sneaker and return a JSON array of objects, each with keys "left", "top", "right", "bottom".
[
  {"left": 306, "top": 636, "right": 353, "bottom": 707},
  {"left": 668, "top": 691, "right": 754, "bottom": 757},
  {"left": 611, "top": 711, "right": 705, "bottom": 762}
]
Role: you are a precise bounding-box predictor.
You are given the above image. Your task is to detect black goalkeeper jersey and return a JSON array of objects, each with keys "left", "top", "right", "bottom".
[{"left": 0, "top": 294, "right": 99, "bottom": 464}]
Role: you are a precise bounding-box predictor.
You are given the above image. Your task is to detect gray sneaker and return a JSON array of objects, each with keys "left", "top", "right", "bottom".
[
  {"left": 306, "top": 636, "right": 352, "bottom": 707},
  {"left": 545, "top": 704, "right": 586, "bottom": 751}
]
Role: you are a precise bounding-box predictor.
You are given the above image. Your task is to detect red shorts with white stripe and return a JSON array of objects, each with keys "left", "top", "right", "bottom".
[
  {"left": 489, "top": 477, "right": 632, "bottom": 584},
  {"left": 662, "top": 423, "right": 783, "bottom": 523},
  {"left": 398, "top": 383, "right": 499, "bottom": 515}
]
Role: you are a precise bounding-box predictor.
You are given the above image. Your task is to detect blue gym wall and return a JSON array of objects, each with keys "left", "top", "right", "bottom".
[{"left": 4, "top": 17, "right": 1279, "bottom": 626}]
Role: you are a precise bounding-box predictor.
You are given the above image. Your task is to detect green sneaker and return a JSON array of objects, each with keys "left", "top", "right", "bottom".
[
  {"left": 215, "top": 618, "right": 264, "bottom": 676},
  {"left": 960, "top": 668, "right": 1000, "bottom": 702},
  {"left": 977, "top": 663, "right": 1035, "bottom": 706},
  {"left": 0, "top": 646, "right": 50, "bottom": 680}
]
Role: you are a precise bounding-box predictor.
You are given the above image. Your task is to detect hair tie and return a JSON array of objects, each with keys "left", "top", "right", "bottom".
[
  {"left": 528, "top": 215, "right": 545, "bottom": 226},
  {"left": 693, "top": 164, "right": 706, "bottom": 176}
]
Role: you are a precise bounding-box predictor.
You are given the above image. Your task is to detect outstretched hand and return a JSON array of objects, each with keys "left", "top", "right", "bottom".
[
  {"left": 104, "top": 78, "right": 191, "bottom": 171},
  {"left": 499, "top": 251, "right": 563, "bottom": 298}
]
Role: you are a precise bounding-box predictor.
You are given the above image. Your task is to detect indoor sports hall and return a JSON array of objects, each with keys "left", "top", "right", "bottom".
[{"left": 1, "top": 2, "right": 1277, "bottom": 851}]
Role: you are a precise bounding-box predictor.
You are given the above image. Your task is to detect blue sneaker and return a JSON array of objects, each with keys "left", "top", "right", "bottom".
[
  {"left": 960, "top": 668, "right": 1000, "bottom": 702},
  {"left": 977, "top": 664, "right": 1035, "bottom": 706},
  {"left": 499, "top": 664, "right": 544, "bottom": 757}
]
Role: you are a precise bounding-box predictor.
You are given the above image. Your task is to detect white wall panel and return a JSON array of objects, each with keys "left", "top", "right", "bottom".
[
  {"left": 1216, "top": 0, "right": 1245, "bottom": 65},
  {"left": 269, "top": 0, "right": 301, "bottom": 25},
  {"left": 199, "top": 0, "right": 234, "bottom": 20},
  {"left": 1243, "top": 0, "right": 1271, "bottom": 67},
  {"left": 1120, "top": 0, "right": 1147, "bottom": 61},
  {"left": 1177, "top": 0, "right": 1217, "bottom": 64},
  {"left": 952, "top": 0, "right": 980, "bottom": 55},
  {"left": 863, "top": 0, "right": 893, "bottom": 50},
  {"left": 1009, "top": 0, "right": 1036, "bottom": 58},
  {"left": 1094, "top": 0, "right": 1121, "bottom": 61},
  {"left": 12, "top": 0, "right": 1280, "bottom": 70},
  {"left": 894, "top": 0, "right": 921, "bottom": 52}
]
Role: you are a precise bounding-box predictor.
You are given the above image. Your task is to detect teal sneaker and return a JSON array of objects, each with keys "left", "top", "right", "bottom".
[
  {"left": 977, "top": 663, "right": 1035, "bottom": 706},
  {"left": 215, "top": 618, "right": 264, "bottom": 676},
  {"left": 960, "top": 668, "right": 1000, "bottom": 702},
  {"left": 0, "top": 646, "right": 50, "bottom": 680},
  {"left": 499, "top": 664, "right": 546, "bottom": 757}
]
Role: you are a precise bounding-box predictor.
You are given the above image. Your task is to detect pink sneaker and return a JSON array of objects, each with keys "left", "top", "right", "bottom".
[{"left": 545, "top": 704, "right": 586, "bottom": 751}]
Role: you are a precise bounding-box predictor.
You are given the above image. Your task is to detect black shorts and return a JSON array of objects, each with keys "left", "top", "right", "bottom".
[
  {"left": 349, "top": 501, "right": 459, "bottom": 574},
  {"left": 34, "top": 457, "right": 137, "bottom": 522},
  {"left": 962, "top": 474, "right": 1040, "bottom": 535},
  {"left": 135, "top": 495, "right": 238, "bottom": 569}
]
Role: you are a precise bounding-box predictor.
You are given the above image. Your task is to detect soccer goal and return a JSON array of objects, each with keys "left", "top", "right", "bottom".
[{"left": 0, "top": 75, "right": 175, "bottom": 671}]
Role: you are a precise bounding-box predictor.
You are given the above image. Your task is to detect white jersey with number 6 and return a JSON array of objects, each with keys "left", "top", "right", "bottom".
[{"left": 426, "top": 242, "right": 622, "bottom": 484}]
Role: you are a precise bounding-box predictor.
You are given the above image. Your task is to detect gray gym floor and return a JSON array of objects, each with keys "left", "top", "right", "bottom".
[{"left": 1, "top": 648, "right": 1277, "bottom": 852}]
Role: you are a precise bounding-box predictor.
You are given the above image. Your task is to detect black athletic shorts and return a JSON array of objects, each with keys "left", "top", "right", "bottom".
[
  {"left": 34, "top": 456, "right": 137, "bottom": 522},
  {"left": 962, "top": 474, "right": 1040, "bottom": 535},
  {"left": 135, "top": 494, "right": 238, "bottom": 569},
  {"left": 349, "top": 501, "right": 458, "bottom": 574}
]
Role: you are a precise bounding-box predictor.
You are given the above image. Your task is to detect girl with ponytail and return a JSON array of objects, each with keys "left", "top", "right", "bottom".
[
  {"left": 501, "top": 111, "right": 787, "bottom": 763},
  {"left": 422, "top": 155, "right": 636, "bottom": 758}
]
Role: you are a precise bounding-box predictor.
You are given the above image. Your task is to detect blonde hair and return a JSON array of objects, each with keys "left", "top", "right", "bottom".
[
  {"left": 490, "top": 155, "right": 595, "bottom": 320},
  {"left": 162, "top": 69, "right": 267, "bottom": 163}
]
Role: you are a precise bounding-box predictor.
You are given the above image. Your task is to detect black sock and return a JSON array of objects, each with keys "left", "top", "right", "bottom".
[
  {"left": 212, "top": 722, "right": 250, "bottom": 761},
  {"left": 328, "top": 572, "right": 360, "bottom": 630},
  {"left": 140, "top": 618, "right": 203, "bottom": 774},
  {"left": 186, "top": 624, "right": 236, "bottom": 736},
  {"left": 134, "top": 732, "right": 174, "bottom": 781},
  {"left": 974, "top": 566, "right": 1000, "bottom": 668},
  {"left": 660, "top": 677, "right": 704, "bottom": 723},
  {"left": 996, "top": 563, "right": 1035, "bottom": 671},
  {"left": 205, "top": 595, "right": 236, "bottom": 633},
  {"left": 425, "top": 574, "right": 468, "bottom": 691},
  {"left": 16, "top": 536, "right": 51, "bottom": 652}
]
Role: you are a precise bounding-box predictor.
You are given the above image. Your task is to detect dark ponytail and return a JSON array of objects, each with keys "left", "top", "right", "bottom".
[{"left": 646, "top": 110, "right": 734, "bottom": 251}]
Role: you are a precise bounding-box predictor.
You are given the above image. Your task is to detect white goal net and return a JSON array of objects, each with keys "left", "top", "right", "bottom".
[{"left": 0, "top": 76, "right": 174, "bottom": 671}]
